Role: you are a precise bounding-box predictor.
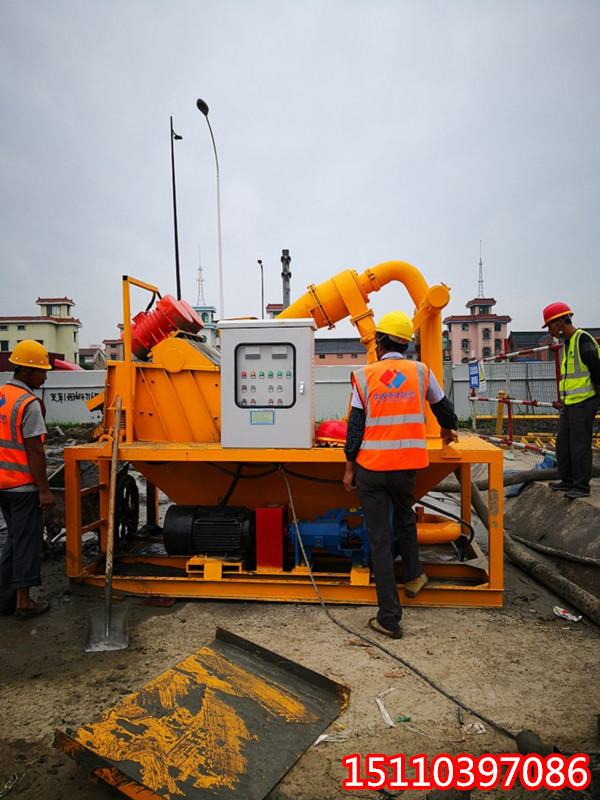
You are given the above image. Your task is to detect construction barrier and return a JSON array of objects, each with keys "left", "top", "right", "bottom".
[{"left": 468, "top": 339, "right": 600, "bottom": 455}]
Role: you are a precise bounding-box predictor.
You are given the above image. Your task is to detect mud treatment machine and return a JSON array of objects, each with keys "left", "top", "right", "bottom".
[{"left": 62, "top": 261, "right": 504, "bottom": 607}]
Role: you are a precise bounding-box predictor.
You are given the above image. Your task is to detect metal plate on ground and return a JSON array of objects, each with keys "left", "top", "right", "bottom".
[{"left": 55, "top": 628, "right": 350, "bottom": 799}]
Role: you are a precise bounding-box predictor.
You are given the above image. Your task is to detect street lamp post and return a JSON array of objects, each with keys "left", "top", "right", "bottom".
[
  {"left": 257, "top": 260, "right": 264, "bottom": 319},
  {"left": 196, "top": 98, "right": 224, "bottom": 318},
  {"left": 170, "top": 116, "right": 183, "bottom": 300}
]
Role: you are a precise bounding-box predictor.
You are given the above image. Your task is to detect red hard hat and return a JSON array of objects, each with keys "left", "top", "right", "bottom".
[
  {"left": 542, "top": 302, "right": 573, "bottom": 328},
  {"left": 315, "top": 420, "right": 347, "bottom": 444}
]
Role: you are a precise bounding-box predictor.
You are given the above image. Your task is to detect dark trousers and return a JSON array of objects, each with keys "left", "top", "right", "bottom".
[
  {"left": 0, "top": 490, "right": 44, "bottom": 613},
  {"left": 556, "top": 396, "right": 599, "bottom": 492},
  {"left": 356, "top": 464, "right": 421, "bottom": 631}
]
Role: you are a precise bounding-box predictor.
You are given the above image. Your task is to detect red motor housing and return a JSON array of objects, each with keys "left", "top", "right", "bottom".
[{"left": 128, "top": 295, "right": 204, "bottom": 359}]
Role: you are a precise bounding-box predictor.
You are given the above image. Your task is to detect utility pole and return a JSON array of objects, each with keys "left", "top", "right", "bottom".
[
  {"left": 281, "top": 249, "right": 291, "bottom": 309},
  {"left": 257, "top": 260, "right": 264, "bottom": 319}
]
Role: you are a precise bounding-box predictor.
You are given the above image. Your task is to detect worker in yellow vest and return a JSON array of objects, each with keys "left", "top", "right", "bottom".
[
  {"left": 0, "top": 340, "right": 55, "bottom": 619},
  {"left": 542, "top": 302, "right": 600, "bottom": 499},
  {"left": 343, "top": 312, "right": 458, "bottom": 639}
]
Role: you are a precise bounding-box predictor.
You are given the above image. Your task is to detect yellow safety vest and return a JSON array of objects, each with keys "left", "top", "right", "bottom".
[
  {"left": 560, "top": 329, "right": 599, "bottom": 405},
  {"left": 352, "top": 358, "right": 429, "bottom": 471}
]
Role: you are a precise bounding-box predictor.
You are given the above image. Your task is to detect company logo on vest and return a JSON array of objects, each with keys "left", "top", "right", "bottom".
[
  {"left": 373, "top": 368, "right": 415, "bottom": 403},
  {"left": 378, "top": 368, "right": 406, "bottom": 390}
]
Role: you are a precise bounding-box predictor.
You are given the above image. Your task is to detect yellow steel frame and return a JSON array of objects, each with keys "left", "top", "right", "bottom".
[{"left": 63, "top": 433, "right": 503, "bottom": 607}]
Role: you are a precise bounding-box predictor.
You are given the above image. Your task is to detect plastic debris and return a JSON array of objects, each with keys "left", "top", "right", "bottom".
[
  {"left": 313, "top": 733, "right": 348, "bottom": 745},
  {"left": 375, "top": 688, "right": 397, "bottom": 728},
  {"left": 396, "top": 716, "right": 411, "bottom": 722},
  {"left": 0, "top": 774, "right": 20, "bottom": 798},
  {"left": 553, "top": 606, "right": 582, "bottom": 622},
  {"left": 461, "top": 722, "right": 486, "bottom": 736}
]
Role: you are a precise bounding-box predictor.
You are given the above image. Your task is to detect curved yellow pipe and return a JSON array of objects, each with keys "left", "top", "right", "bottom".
[
  {"left": 278, "top": 261, "right": 450, "bottom": 435},
  {"left": 278, "top": 260, "right": 449, "bottom": 371}
]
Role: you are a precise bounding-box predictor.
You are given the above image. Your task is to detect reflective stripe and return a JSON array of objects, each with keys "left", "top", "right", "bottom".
[
  {"left": 354, "top": 369, "right": 370, "bottom": 415},
  {"left": 0, "top": 439, "right": 26, "bottom": 451},
  {"left": 568, "top": 384, "right": 595, "bottom": 397},
  {"left": 416, "top": 361, "right": 426, "bottom": 399},
  {"left": 10, "top": 391, "right": 33, "bottom": 443},
  {"left": 366, "top": 413, "right": 426, "bottom": 426},
  {"left": 0, "top": 460, "right": 31, "bottom": 472},
  {"left": 360, "top": 439, "right": 427, "bottom": 450}
]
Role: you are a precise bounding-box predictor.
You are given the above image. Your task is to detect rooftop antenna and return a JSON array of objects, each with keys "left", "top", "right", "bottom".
[
  {"left": 196, "top": 252, "right": 207, "bottom": 307},
  {"left": 477, "top": 240, "right": 484, "bottom": 298}
]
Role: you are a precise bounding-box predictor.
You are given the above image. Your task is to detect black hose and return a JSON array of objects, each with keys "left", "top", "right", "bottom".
[
  {"left": 508, "top": 532, "right": 600, "bottom": 567},
  {"left": 469, "top": 478, "right": 600, "bottom": 628},
  {"left": 280, "top": 466, "right": 341, "bottom": 485},
  {"left": 416, "top": 496, "right": 475, "bottom": 559},
  {"left": 208, "top": 462, "right": 279, "bottom": 479},
  {"left": 218, "top": 463, "right": 243, "bottom": 506}
]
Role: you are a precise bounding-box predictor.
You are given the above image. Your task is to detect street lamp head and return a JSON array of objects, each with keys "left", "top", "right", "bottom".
[
  {"left": 196, "top": 98, "right": 209, "bottom": 116},
  {"left": 172, "top": 132, "right": 182, "bottom": 141}
]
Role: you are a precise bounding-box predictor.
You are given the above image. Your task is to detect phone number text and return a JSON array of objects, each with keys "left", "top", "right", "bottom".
[{"left": 342, "top": 752, "right": 590, "bottom": 792}]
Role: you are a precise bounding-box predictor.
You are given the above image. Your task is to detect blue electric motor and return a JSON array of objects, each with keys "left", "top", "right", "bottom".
[{"left": 288, "top": 508, "right": 369, "bottom": 566}]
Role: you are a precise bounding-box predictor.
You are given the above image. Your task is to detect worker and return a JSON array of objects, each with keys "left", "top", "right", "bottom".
[
  {"left": 343, "top": 311, "right": 458, "bottom": 639},
  {"left": 0, "top": 340, "right": 55, "bottom": 619},
  {"left": 542, "top": 302, "right": 600, "bottom": 499}
]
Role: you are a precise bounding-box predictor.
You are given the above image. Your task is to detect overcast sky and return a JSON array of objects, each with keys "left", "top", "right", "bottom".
[{"left": 1, "top": 0, "right": 598, "bottom": 347}]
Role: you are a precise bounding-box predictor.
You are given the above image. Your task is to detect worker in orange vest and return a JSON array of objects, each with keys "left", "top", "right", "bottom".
[
  {"left": 0, "top": 340, "right": 55, "bottom": 619},
  {"left": 343, "top": 312, "right": 458, "bottom": 639}
]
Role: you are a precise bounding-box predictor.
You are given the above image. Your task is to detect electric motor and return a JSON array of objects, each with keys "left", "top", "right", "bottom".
[{"left": 163, "top": 505, "right": 254, "bottom": 561}]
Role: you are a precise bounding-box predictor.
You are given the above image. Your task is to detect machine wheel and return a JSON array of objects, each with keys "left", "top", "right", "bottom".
[{"left": 114, "top": 473, "right": 140, "bottom": 543}]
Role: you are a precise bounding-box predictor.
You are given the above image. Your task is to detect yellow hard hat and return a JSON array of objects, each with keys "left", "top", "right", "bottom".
[
  {"left": 376, "top": 311, "right": 414, "bottom": 342},
  {"left": 9, "top": 340, "right": 52, "bottom": 370}
]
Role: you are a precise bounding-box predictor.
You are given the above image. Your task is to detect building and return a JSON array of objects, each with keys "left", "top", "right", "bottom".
[
  {"left": 315, "top": 338, "right": 368, "bottom": 365},
  {"left": 506, "top": 331, "right": 549, "bottom": 361},
  {"left": 193, "top": 305, "right": 218, "bottom": 349},
  {"left": 103, "top": 337, "right": 125, "bottom": 362},
  {"left": 265, "top": 303, "right": 284, "bottom": 319},
  {"left": 0, "top": 296, "right": 81, "bottom": 363},
  {"left": 78, "top": 345, "right": 107, "bottom": 370},
  {"left": 314, "top": 337, "right": 417, "bottom": 364},
  {"left": 444, "top": 296, "right": 511, "bottom": 363}
]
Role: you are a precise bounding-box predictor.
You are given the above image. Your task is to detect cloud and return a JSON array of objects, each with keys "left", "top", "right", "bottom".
[{"left": 1, "top": 0, "right": 599, "bottom": 347}]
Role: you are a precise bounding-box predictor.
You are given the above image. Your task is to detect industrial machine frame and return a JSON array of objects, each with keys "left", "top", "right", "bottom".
[{"left": 63, "top": 267, "right": 504, "bottom": 608}]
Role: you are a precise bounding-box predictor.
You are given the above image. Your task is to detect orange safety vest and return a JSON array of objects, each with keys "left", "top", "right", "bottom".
[
  {"left": 0, "top": 384, "right": 42, "bottom": 489},
  {"left": 352, "top": 358, "right": 429, "bottom": 471}
]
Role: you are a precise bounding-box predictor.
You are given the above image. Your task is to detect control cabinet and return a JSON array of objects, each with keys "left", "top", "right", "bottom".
[{"left": 219, "top": 318, "right": 316, "bottom": 448}]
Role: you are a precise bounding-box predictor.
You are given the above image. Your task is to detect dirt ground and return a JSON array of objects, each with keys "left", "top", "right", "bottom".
[{"left": 1, "top": 445, "right": 599, "bottom": 800}]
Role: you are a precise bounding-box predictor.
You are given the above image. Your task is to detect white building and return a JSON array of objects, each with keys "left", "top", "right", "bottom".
[{"left": 0, "top": 296, "right": 81, "bottom": 364}]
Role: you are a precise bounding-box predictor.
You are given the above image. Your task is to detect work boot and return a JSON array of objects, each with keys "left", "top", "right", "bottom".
[
  {"left": 564, "top": 487, "right": 590, "bottom": 499},
  {"left": 405, "top": 572, "right": 428, "bottom": 598},
  {"left": 368, "top": 617, "right": 402, "bottom": 639},
  {"left": 548, "top": 481, "right": 571, "bottom": 491}
]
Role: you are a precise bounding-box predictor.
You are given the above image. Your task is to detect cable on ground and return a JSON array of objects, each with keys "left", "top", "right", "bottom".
[{"left": 278, "top": 464, "right": 517, "bottom": 743}]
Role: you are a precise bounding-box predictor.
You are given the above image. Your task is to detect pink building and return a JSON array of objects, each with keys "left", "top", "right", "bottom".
[{"left": 443, "top": 297, "right": 511, "bottom": 363}]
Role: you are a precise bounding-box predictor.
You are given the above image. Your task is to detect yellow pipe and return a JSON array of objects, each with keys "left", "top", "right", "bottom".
[{"left": 278, "top": 260, "right": 450, "bottom": 401}]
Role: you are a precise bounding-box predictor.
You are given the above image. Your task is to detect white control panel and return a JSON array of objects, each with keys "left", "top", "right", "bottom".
[{"left": 219, "top": 318, "right": 316, "bottom": 448}]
